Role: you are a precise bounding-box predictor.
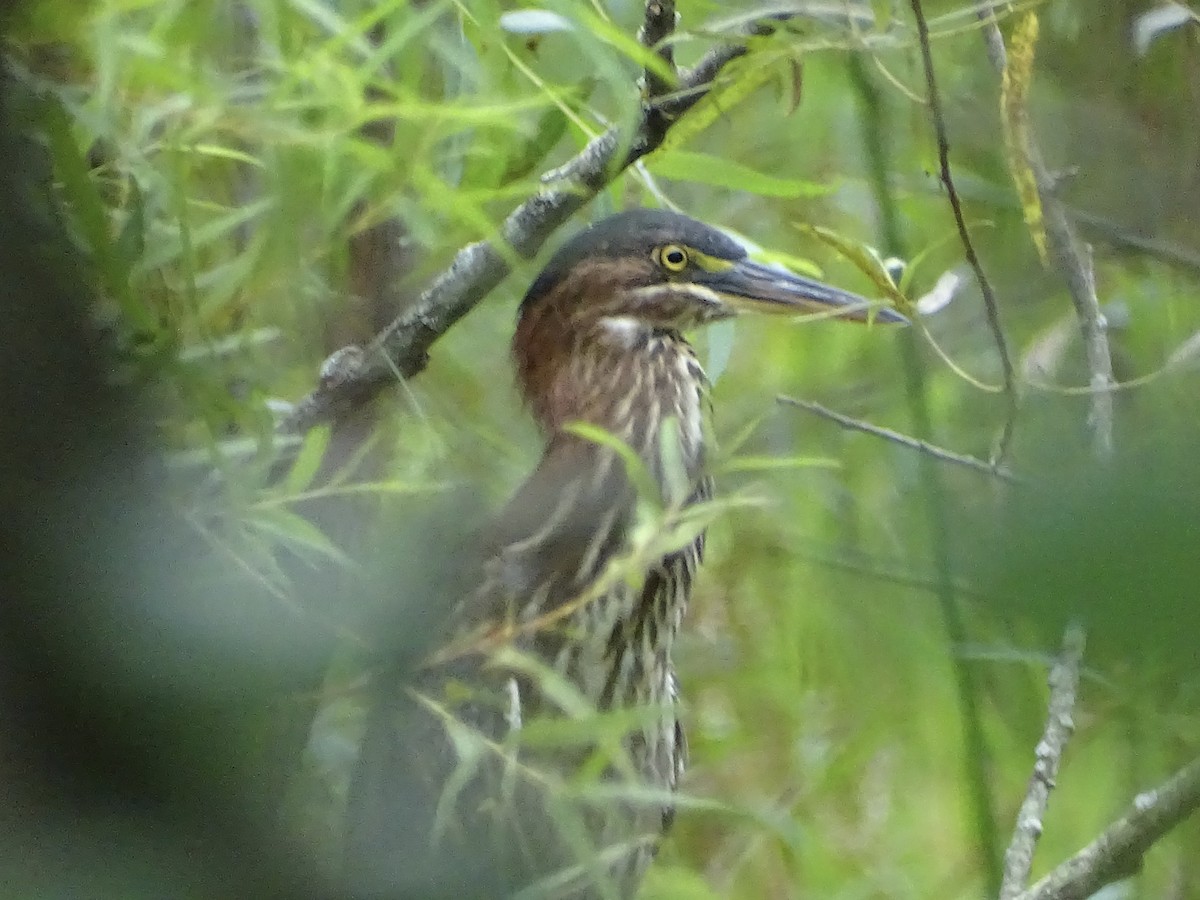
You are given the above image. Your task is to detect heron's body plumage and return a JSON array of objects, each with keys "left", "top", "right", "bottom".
[{"left": 343, "top": 209, "right": 900, "bottom": 898}]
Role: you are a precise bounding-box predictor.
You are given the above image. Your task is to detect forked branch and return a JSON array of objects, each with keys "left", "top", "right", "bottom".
[
  {"left": 999, "top": 624, "right": 1085, "bottom": 898},
  {"left": 281, "top": 6, "right": 783, "bottom": 435},
  {"left": 1015, "top": 755, "right": 1200, "bottom": 900}
]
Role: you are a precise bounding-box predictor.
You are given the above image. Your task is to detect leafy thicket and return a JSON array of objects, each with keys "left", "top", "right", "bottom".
[{"left": 5, "top": 0, "right": 1200, "bottom": 897}]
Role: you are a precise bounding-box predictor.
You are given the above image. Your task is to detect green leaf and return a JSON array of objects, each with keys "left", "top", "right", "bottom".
[
  {"left": 792, "top": 222, "right": 911, "bottom": 314},
  {"left": 652, "top": 149, "right": 837, "bottom": 199},
  {"left": 114, "top": 176, "right": 146, "bottom": 274},
  {"left": 719, "top": 455, "right": 842, "bottom": 474},
  {"left": 40, "top": 94, "right": 152, "bottom": 330},
  {"left": 247, "top": 508, "right": 350, "bottom": 566},
  {"left": 564, "top": 421, "right": 659, "bottom": 504},
  {"left": 659, "top": 47, "right": 789, "bottom": 152},
  {"left": 283, "top": 425, "right": 332, "bottom": 494}
]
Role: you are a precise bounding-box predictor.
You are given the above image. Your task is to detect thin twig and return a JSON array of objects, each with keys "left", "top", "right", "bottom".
[
  {"left": 1000, "top": 624, "right": 1086, "bottom": 899},
  {"left": 849, "top": 60, "right": 1001, "bottom": 893},
  {"left": 280, "top": 9, "right": 783, "bottom": 436},
  {"left": 777, "top": 395, "right": 1020, "bottom": 483},
  {"left": 908, "top": 0, "right": 1018, "bottom": 465},
  {"left": 1014, "top": 756, "right": 1200, "bottom": 900},
  {"left": 975, "top": 2, "right": 1115, "bottom": 460}
]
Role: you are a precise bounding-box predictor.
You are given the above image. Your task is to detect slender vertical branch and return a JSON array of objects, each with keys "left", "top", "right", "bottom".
[
  {"left": 1000, "top": 624, "right": 1086, "bottom": 898},
  {"left": 849, "top": 52, "right": 1002, "bottom": 898},
  {"left": 975, "top": 2, "right": 1115, "bottom": 460},
  {"left": 639, "top": 0, "right": 677, "bottom": 101},
  {"left": 909, "top": 0, "right": 1018, "bottom": 465}
]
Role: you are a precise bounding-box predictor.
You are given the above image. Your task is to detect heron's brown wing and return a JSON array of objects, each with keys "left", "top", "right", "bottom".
[
  {"left": 464, "top": 433, "right": 635, "bottom": 632},
  {"left": 344, "top": 435, "right": 642, "bottom": 898}
]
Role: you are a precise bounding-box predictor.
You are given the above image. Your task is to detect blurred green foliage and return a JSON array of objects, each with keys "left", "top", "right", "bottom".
[{"left": 7, "top": 0, "right": 1200, "bottom": 897}]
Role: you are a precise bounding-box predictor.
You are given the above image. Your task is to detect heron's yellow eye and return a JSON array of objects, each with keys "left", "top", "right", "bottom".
[{"left": 657, "top": 244, "right": 689, "bottom": 273}]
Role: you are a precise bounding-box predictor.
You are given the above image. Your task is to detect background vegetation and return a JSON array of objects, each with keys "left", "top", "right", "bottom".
[{"left": 3, "top": 0, "right": 1199, "bottom": 897}]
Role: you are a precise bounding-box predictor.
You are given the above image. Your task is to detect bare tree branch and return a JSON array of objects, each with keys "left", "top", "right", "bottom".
[
  {"left": 1000, "top": 624, "right": 1086, "bottom": 898},
  {"left": 1014, "top": 756, "right": 1200, "bottom": 900},
  {"left": 280, "top": 10, "right": 782, "bottom": 436},
  {"left": 777, "top": 395, "right": 1020, "bottom": 483},
  {"left": 638, "top": 0, "right": 677, "bottom": 102},
  {"left": 908, "top": 0, "right": 1018, "bottom": 465},
  {"left": 975, "top": 3, "right": 1115, "bottom": 460}
]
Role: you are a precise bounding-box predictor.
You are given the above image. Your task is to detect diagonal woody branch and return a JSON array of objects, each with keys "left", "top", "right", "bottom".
[
  {"left": 1015, "top": 755, "right": 1200, "bottom": 900},
  {"left": 280, "top": 12, "right": 782, "bottom": 436}
]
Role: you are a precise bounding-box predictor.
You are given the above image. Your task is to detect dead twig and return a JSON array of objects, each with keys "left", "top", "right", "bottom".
[
  {"left": 1014, "top": 756, "right": 1200, "bottom": 900},
  {"left": 777, "top": 395, "right": 1020, "bottom": 483},
  {"left": 1000, "top": 624, "right": 1086, "bottom": 899}
]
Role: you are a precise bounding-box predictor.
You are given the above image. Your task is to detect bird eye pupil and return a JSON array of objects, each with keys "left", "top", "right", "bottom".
[{"left": 661, "top": 246, "right": 687, "bottom": 270}]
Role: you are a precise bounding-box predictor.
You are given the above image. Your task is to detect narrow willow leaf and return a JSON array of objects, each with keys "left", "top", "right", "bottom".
[
  {"left": 1133, "top": 3, "right": 1200, "bottom": 56},
  {"left": 284, "top": 425, "right": 332, "bottom": 494},
  {"left": 114, "top": 176, "right": 146, "bottom": 272},
  {"left": 657, "top": 417, "right": 689, "bottom": 509},
  {"left": 792, "top": 222, "right": 910, "bottom": 312},
  {"left": 720, "top": 455, "right": 841, "bottom": 474},
  {"left": 705, "top": 318, "right": 735, "bottom": 385},
  {"left": 1001, "top": 12, "right": 1048, "bottom": 265},
  {"left": 563, "top": 421, "right": 659, "bottom": 504},
  {"left": 658, "top": 47, "right": 788, "bottom": 153},
  {"left": 499, "top": 10, "right": 573, "bottom": 35},
  {"left": 652, "top": 150, "right": 837, "bottom": 198},
  {"left": 190, "top": 144, "right": 265, "bottom": 167},
  {"left": 500, "top": 79, "right": 595, "bottom": 184},
  {"left": 40, "top": 94, "right": 152, "bottom": 329},
  {"left": 248, "top": 508, "right": 351, "bottom": 566}
]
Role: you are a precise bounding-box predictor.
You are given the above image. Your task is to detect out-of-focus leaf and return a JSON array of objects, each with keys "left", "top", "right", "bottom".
[
  {"left": 133, "top": 197, "right": 272, "bottom": 275},
  {"left": 500, "top": 79, "right": 595, "bottom": 184},
  {"left": 115, "top": 176, "right": 146, "bottom": 271},
  {"left": 1166, "top": 329, "right": 1200, "bottom": 370},
  {"left": 973, "top": 435, "right": 1200, "bottom": 675},
  {"left": 1132, "top": 3, "right": 1200, "bottom": 55},
  {"left": 659, "top": 48, "right": 787, "bottom": 152},
  {"left": 284, "top": 425, "right": 332, "bottom": 494},
  {"left": 652, "top": 149, "right": 837, "bottom": 198},
  {"left": 639, "top": 863, "right": 725, "bottom": 900},
  {"left": 564, "top": 422, "right": 658, "bottom": 503},
  {"left": 1000, "top": 12, "right": 1048, "bottom": 265},
  {"left": 1020, "top": 316, "right": 1075, "bottom": 382},
  {"left": 705, "top": 319, "right": 735, "bottom": 385},
  {"left": 177, "top": 328, "right": 284, "bottom": 364},
  {"left": 40, "top": 93, "right": 153, "bottom": 329},
  {"left": 499, "top": 10, "right": 574, "bottom": 35},
  {"left": 247, "top": 507, "right": 351, "bottom": 566},
  {"left": 705, "top": 2, "right": 876, "bottom": 36},
  {"left": 915, "top": 269, "right": 965, "bottom": 316},
  {"left": 719, "top": 455, "right": 840, "bottom": 474},
  {"left": 190, "top": 144, "right": 266, "bottom": 167}
]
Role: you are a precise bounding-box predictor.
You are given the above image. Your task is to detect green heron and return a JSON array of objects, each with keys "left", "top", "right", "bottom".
[{"left": 344, "top": 209, "right": 902, "bottom": 898}]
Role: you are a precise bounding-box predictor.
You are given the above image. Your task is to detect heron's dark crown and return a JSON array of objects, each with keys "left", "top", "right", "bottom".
[{"left": 519, "top": 208, "right": 747, "bottom": 317}]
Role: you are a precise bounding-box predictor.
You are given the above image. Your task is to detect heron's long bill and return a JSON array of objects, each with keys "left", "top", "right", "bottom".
[{"left": 704, "top": 258, "right": 908, "bottom": 324}]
